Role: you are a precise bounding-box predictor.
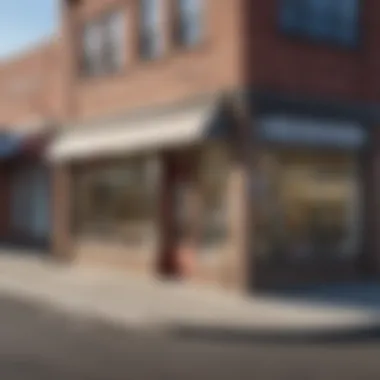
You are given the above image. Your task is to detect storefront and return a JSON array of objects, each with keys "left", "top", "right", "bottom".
[
  {"left": 253, "top": 114, "right": 368, "bottom": 287},
  {"left": 0, "top": 131, "right": 52, "bottom": 247},
  {"left": 10, "top": 164, "right": 51, "bottom": 243},
  {"left": 48, "top": 91, "right": 380, "bottom": 291},
  {"left": 49, "top": 99, "right": 242, "bottom": 287}
]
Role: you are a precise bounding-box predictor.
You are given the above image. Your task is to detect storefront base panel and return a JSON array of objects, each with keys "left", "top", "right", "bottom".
[
  {"left": 72, "top": 239, "right": 157, "bottom": 277},
  {"left": 70, "top": 238, "right": 245, "bottom": 291},
  {"left": 187, "top": 247, "right": 234, "bottom": 290},
  {"left": 0, "top": 234, "right": 49, "bottom": 250}
]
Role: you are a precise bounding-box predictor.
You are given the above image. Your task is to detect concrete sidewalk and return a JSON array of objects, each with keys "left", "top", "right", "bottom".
[{"left": 0, "top": 252, "right": 380, "bottom": 337}]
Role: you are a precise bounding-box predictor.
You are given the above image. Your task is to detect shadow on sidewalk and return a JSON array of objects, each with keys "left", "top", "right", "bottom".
[
  {"left": 0, "top": 243, "right": 49, "bottom": 257},
  {"left": 168, "top": 322, "right": 380, "bottom": 346},
  {"left": 260, "top": 281, "right": 380, "bottom": 312}
]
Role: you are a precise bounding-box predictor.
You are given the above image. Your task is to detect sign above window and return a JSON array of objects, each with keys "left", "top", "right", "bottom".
[{"left": 257, "top": 115, "right": 367, "bottom": 150}]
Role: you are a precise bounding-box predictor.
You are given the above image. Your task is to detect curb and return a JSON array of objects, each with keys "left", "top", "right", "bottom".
[{"left": 164, "top": 321, "right": 380, "bottom": 344}]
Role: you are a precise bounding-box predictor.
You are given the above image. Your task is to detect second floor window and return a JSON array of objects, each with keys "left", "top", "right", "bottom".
[
  {"left": 139, "top": 0, "right": 163, "bottom": 60},
  {"left": 280, "top": 0, "right": 360, "bottom": 47},
  {"left": 173, "top": 0, "right": 204, "bottom": 48},
  {"left": 81, "top": 10, "right": 125, "bottom": 77}
]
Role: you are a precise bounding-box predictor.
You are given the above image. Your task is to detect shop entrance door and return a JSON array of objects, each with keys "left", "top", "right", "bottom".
[{"left": 159, "top": 151, "right": 198, "bottom": 278}]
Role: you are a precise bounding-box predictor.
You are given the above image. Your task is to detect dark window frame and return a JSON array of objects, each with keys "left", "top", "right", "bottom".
[{"left": 279, "top": 0, "right": 361, "bottom": 49}]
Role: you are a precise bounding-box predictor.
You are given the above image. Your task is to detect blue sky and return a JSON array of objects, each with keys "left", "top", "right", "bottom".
[{"left": 0, "top": 0, "right": 58, "bottom": 59}]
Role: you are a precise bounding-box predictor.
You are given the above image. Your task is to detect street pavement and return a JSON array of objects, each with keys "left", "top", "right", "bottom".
[{"left": 1, "top": 294, "right": 380, "bottom": 380}]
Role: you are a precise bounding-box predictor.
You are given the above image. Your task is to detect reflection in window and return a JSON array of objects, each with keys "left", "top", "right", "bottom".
[
  {"left": 279, "top": 0, "right": 359, "bottom": 47},
  {"left": 173, "top": 0, "right": 204, "bottom": 48},
  {"left": 139, "top": 0, "right": 163, "bottom": 59},
  {"left": 255, "top": 152, "right": 361, "bottom": 265},
  {"left": 81, "top": 9, "right": 125, "bottom": 76},
  {"left": 74, "top": 158, "right": 159, "bottom": 246},
  {"left": 198, "top": 144, "right": 229, "bottom": 248}
]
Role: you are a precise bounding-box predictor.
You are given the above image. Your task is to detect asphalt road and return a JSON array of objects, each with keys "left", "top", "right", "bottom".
[{"left": 0, "top": 295, "right": 380, "bottom": 380}]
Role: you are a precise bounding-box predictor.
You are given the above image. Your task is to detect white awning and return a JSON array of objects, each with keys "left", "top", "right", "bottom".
[{"left": 48, "top": 103, "right": 217, "bottom": 162}]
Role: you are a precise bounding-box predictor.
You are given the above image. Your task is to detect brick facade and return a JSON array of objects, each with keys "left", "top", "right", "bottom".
[
  {"left": 0, "top": 39, "right": 64, "bottom": 129},
  {"left": 48, "top": 0, "right": 380, "bottom": 289},
  {"left": 0, "top": 0, "right": 366, "bottom": 288},
  {"left": 244, "top": 0, "right": 380, "bottom": 103},
  {"left": 60, "top": 0, "right": 245, "bottom": 122}
]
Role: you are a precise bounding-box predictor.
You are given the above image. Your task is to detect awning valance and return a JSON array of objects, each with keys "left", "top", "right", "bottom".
[{"left": 48, "top": 102, "right": 219, "bottom": 162}]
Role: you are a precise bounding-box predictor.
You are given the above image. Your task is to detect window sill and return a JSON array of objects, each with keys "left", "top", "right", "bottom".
[
  {"left": 75, "top": 41, "right": 211, "bottom": 89},
  {"left": 135, "top": 40, "right": 210, "bottom": 69},
  {"left": 171, "top": 39, "right": 210, "bottom": 56},
  {"left": 77, "top": 67, "right": 127, "bottom": 84},
  {"left": 279, "top": 27, "right": 360, "bottom": 53}
]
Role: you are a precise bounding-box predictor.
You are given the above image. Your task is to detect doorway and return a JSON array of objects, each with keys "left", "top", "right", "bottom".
[{"left": 159, "top": 151, "right": 198, "bottom": 278}]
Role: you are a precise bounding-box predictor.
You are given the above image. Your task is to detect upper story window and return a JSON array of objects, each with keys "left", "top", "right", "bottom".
[
  {"left": 81, "top": 10, "right": 125, "bottom": 77},
  {"left": 280, "top": 0, "right": 360, "bottom": 47},
  {"left": 139, "top": 0, "right": 164, "bottom": 60},
  {"left": 173, "top": 0, "right": 204, "bottom": 48}
]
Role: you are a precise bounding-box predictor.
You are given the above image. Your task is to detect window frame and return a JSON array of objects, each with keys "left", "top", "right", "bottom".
[
  {"left": 72, "top": 157, "right": 161, "bottom": 246},
  {"left": 79, "top": 7, "right": 126, "bottom": 78},
  {"left": 139, "top": 0, "right": 164, "bottom": 61},
  {"left": 279, "top": 0, "right": 362, "bottom": 49},
  {"left": 172, "top": 0, "right": 205, "bottom": 49}
]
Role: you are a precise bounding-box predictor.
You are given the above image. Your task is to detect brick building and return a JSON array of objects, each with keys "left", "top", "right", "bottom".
[
  {"left": 48, "top": 0, "right": 380, "bottom": 291},
  {"left": 0, "top": 39, "right": 63, "bottom": 247}
]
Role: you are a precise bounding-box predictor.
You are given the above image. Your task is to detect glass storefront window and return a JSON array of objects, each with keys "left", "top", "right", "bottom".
[
  {"left": 255, "top": 150, "right": 362, "bottom": 266},
  {"left": 198, "top": 143, "right": 230, "bottom": 249},
  {"left": 74, "top": 157, "right": 159, "bottom": 246}
]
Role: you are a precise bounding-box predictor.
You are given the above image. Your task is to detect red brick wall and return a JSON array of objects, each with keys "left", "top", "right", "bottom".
[
  {"left": 0, "top": 39, "right": 65, "bottom": 130},
  {"left": 244, "top": 0, "right": 380, "bottom": 103},
  {"left": 61, "top": 0, "right": 245, "bottom": 122},
  {"left": 60, "top": 0, "right": 380, "bottom": 123}
]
